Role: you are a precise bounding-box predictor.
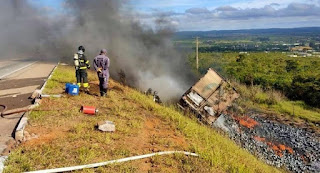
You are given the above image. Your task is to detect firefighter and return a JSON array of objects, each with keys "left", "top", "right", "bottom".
[
  {"left": 93, "top": 49, "right": 110, "bottom": 97},
  {"left": 74, "top": 46, "right": 90, "bottom": 92}
]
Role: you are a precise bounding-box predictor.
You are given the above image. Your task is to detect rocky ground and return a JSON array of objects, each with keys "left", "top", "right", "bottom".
[{"left": 214, "top": 113, "right": 320, "bottom": 172}]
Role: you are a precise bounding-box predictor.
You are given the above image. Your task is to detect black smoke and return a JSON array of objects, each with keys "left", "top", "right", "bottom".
[{"left": 0, "top": 0, "right": 196, "bottom": 101}]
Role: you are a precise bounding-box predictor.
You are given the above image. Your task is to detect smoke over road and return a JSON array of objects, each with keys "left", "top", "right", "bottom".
[{"left": 0, "top": 0, "right": 195, "bottom": 101}]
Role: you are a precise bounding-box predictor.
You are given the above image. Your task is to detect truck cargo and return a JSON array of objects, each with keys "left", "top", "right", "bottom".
[{"left": 179, "top": 68, "right": 239, "bottom": 125}]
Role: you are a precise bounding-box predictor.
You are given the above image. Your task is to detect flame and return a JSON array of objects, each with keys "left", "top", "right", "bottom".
[
  {"left": 234, "top": 116, "right": 259, "bottom": 129},
  {"left": 254, "top": 136, "right": 294, "bottom": 157}
]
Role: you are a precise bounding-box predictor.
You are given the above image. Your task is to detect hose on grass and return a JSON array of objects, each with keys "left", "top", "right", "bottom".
[{"left": 24, "top": 151, "right": 199, "bottom": 173}]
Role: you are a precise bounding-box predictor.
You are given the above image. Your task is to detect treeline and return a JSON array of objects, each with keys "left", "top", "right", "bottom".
[
  {"left": 198, "top": 44, "right": 290, "bottom": 52},
  {"left": 189, "top": 52, "right": 320, "bottom": 108}
]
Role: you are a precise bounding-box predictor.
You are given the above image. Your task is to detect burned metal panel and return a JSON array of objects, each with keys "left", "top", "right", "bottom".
[
  {"left": 187, "top": 91, "right": 204, "bottom": 106},
  {"left": 207, "top": 82, "right": 240, "bottom": 114},
  {"left": 179, "top": 68, "right": 239, "bottom": 125},
  {"left": 192, "top": 69, "right": 222, "bottom": 99}
]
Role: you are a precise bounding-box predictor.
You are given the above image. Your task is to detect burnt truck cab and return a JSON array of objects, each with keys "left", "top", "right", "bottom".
[{"left": 179, "top": 68, "right": 239, "bottom": 125}]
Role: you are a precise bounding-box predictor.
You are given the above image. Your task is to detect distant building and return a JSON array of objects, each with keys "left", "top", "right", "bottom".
[
  {"left": 312, "top": 52, "right": 320, "bottom": 55},
  {"left": 291, "top": 46, "right": 312, "bottom": 52},
  {"left": 294, "top": 43, "right": 300, "bottom": 46},
  {"left": 296, "top": 52, "right": 312, "bottom": 57}
]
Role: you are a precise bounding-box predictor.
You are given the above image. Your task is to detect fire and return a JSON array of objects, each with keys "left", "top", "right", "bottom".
[
  {"left": 234, "top": 116, "right": 259, "bottom": 129},
  {"left": 253, "top": 136, "right": 265, "bottom": 142},
  {"left": 254, "top": 136, "right": 294, "bottom": 157}
]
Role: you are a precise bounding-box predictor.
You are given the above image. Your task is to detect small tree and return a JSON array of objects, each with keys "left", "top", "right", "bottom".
[{"left": 285, "top": 60, "right": 300, "bottom": 72}]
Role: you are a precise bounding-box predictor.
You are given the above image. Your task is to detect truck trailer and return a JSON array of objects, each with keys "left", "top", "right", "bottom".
[{"left": 179, "top": 68, "right": 239, "bottom": 125}]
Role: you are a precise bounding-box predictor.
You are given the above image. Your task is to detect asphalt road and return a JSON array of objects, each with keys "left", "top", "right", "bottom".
[
  {"left": 0, "top": 59, "right": 56, "bottom": 155},
  {"left": 0, "top": 59, "right": 37, "bottom": 79}
]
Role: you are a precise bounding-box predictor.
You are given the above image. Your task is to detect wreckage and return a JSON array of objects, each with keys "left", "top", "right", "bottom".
[
  {"left": 179, "top": 68, "right": 320, "bottom": 172},
  {"left": 179, "top": 68, "right": 239, "bottom": 125}
]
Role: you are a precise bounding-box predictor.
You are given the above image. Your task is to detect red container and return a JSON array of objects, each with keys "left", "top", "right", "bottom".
[{"left": 81, "top": 106, "right": 98, "bottom": 115}]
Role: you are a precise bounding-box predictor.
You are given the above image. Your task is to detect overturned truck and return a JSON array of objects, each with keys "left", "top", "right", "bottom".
[{"left": 179, "top": 68, "right": 239, "bottom": 125}]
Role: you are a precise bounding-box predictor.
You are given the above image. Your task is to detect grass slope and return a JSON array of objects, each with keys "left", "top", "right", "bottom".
[
  {"left": 188, "top": 52, "right": 320, "bottom": 124},
  {"left": 4, "top": 65, "right": 280, "bottom": 173},
  {"left": 233, "top": 82, "right": 320, "bottom": 129}
]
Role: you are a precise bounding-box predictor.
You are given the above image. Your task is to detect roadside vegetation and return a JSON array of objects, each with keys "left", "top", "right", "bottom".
[
  {"left": 4, "top": 65, "right": 280, "bottom": 173},
  {"left": 188, "top": 52, "right": 320, "bottom": 124}
]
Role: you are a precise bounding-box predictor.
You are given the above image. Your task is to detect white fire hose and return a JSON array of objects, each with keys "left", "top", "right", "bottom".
[{"left": 24, "top": 151, "right": 199, "bottom": 173}]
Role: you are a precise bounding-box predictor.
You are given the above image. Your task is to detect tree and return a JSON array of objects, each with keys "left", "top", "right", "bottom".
[
  {"left": 290, "top": 75, "right": 320, "bottom": 108},
  {"left": 236, "top": 54, "right": 246, "bottom": 62},
  {"left": 285, "top": 60, "right": 299, "bottom": 72}
]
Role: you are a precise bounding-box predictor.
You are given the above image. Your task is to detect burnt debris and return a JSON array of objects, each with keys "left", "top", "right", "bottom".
[
  {"left": 214, "top": 113, "right": 320, "bottom": 172},
  {"left": 144, "top": 88, "right": 153, "bottom": 95},
  {"left": 118, "top": 69, "right": 127, "bottom": 85},
  {"left": 144, "top": 88, "right": 162, "bottom": 104},
  {"left": 179, "top": 68, "right": 320, "bottom": 172},
  {"left": 179, "top": 68, "right": 239, "bottom": 125},
  {"left": 153, "top": 91, "right": 162, "bottom": 104}
]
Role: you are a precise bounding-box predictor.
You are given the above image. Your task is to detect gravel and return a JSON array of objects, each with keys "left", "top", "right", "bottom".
[{"left": 214, "top": 113, "right": 320, "bottom": 172}]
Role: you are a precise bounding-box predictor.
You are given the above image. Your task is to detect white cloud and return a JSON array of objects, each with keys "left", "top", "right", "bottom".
[{"left": 136, "top": 1, "right": 320, "bottom": 30}]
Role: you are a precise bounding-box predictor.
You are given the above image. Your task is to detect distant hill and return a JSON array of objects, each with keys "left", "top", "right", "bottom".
[{"left": 175, "top": 27, "right": 320, "bottom": 39}]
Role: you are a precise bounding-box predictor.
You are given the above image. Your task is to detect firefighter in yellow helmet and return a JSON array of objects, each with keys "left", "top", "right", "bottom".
[{"left": 74, "top": 46, "right": 90, "bottom": 92}]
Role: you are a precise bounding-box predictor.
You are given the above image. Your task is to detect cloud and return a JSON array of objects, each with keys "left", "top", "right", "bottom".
[
  {"left": 215, "top": 6, "right": 238, "bottom": 11},
  {"left": 138, "top": 2, "right": 320, "bottom": 30},
  {"left": 185, "top": 8, "right": 211, "bottom": 14},
  {"left": 270, "top": 3, "right": 280, "bottom": 7},
  {"left": 218, "top": 6, "right": 277, "bottom": 19},
  {"left": 205, "top": 3, "right": 320, "bottom": 19},
  {"left": 144, "top": 2, "right": 320, "bottom": 19}
]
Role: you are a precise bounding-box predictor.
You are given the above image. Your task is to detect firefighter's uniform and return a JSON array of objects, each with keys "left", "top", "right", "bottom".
[{"left": 74, "top": 52, "right": 90, "bottom": 89}]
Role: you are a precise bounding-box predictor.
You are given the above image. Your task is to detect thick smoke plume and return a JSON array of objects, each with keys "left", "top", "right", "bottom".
[{"left": 0, "top": 0, "right": 195, "bottom": 101}]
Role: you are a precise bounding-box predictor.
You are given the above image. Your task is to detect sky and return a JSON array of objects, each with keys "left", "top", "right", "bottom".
[{"left": 29, "top": 0, "right": 320, "bottom": 31}]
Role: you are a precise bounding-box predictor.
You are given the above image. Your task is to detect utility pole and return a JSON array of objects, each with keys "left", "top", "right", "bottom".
[{"left": 196, "top": 37, "right": 199, "bottom": 70}]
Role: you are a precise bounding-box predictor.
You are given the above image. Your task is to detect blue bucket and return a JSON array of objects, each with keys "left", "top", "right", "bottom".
[
  {"left": 65, "top": 83, "right": 72, "bottom": 92},
  {"left": 67, "top": 84, "right": 79, "bottom": 96}
]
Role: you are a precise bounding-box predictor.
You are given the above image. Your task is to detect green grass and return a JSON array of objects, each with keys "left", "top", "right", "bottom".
[
  {"left": 127, "top": 90, "right": 280, "bottom": 173},
  {"left": 234, "top": 82, "right": 320, "bottom": 123},
  {"left": 272, "top": 101, "right": 320, "bottom": 122},
  {"left": 43, "top": 65, "right": 97, "bottom": 94},
  {"left": 4, "top": 65, "right": 280, "bottom": 173}
]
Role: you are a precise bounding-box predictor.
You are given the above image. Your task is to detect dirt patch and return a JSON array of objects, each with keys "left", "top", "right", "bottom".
[
  {"left": 127, "top": 114, "right": 187, "bottom": 152},
  {"left": 110, "top": 86, "right": 124, "bottom": 93},
  {"left": 23, "top": 127, "right": 67, "bottom": 147},
  {"left": 88, "top": 80, "right": 123, "bottom": 96},
  {"left": 121, "top": 113, "right": 188, "bottom": 172},
  {"left": 1, "top": 139, "right": 17, "bottom": 156}
]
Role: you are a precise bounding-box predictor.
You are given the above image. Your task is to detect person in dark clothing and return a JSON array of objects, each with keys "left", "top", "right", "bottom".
[
  {"left": 74, "top": 46, "right": 91, "bottom": 92},
  {"left": 93, "top": 49, "right": 110, "bottom": 96}
]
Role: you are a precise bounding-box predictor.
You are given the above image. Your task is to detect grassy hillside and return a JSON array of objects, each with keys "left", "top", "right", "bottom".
[
  {"left": 4, "top": 65, "right": 281, "bottom": 173},
  {"left": 188, "top": 52, "right": 320, "bottom": 124}
]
